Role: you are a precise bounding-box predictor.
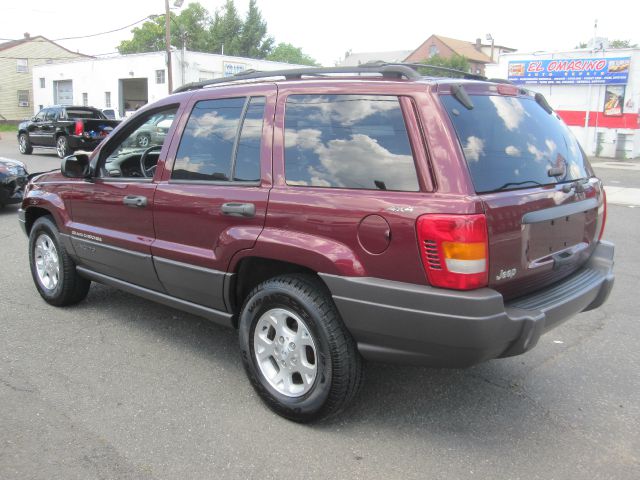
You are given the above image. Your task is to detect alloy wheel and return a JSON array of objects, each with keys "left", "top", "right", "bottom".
[
  {"left": 34, "top": 234, "right": 60, "bottom": 291},
  {"left": 253, "top": 308, "right": 318, "bottom": 397}
]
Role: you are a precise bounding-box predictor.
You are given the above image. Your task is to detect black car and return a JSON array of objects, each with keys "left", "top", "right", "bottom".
[
  {"left": 0, "top": 158, "right": 28, "bottom": 207},
  {"left": 18, "top": 106, "right": 120, "bottom": 158}
]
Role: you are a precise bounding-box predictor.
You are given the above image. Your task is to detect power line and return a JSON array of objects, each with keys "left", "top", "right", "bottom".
[
  {"left": 0, "top": 14, "right": 152, "bottom": 45},
  {"left": 52, "top": 15, "right": 153, "bottom": 41}
]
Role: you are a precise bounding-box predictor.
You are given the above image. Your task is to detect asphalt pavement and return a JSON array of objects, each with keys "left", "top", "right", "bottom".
[{"left": 1, "top": 134, "right": 639, "bottom": 479}]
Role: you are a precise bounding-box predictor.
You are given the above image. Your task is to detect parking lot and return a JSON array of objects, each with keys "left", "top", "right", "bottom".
[{"left": 1, "top": 135, "right": 639, "bottom": 479}]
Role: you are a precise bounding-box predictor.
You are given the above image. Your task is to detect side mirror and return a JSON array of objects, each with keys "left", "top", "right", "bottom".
[
  {"left": 61, "top": 154, "right": 91, "bottom": 178},
  {"left": 31, "top": 116, "right": 38, "bottom": 122}
]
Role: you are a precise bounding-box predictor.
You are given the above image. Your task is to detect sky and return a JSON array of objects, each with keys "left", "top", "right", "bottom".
[{"left": 1, "top": 0, "right": 638, "bottom": 66}]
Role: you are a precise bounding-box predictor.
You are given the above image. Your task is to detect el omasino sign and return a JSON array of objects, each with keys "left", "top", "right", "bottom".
[{"left": 508, "top": 57, "right": 630, "bottom": 85}]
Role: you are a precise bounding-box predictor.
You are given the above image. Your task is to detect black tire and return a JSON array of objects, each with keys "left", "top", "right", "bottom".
[
  {"left": 28, "top": 216, "right": 90, "bottom": 306},
  {"left": 136, "top": 133, "right": 151, "bottom": 148},
  {"left": 56, "top": 135, "right": 70, "bottom": 159},
  {"left": 18, "top": 133, "right": 33, "bottom": 154},
  {"left": 238, "top": 274, "right": 363, "bottom": 423}
]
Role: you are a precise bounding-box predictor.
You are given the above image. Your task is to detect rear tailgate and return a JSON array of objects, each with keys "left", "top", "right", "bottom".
[
  {"left": 80, "top": 119, "right": 120, "bottom": 139},
  {"left": 439, "top": 85, "right": 606, "bottom": 299}
]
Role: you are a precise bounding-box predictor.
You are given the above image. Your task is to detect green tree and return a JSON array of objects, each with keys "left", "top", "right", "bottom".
[
  {"left": 574, "top": 39, "right": 637, "bottom": 49},
  {"left": 609, "top": 39, "right": 637, "bottom": 48},
  {"left": 266, "top": 43, "right": 319, "bottom": 66},
  {"left": 175, "top": 3, "right": 212, "bottom": 52},
  {"left": 117, "top": 0, "right": 293, "bottom": 60},
  {"left": 118, "top": 3, "right": 212, "bottom": 54},
  {"left": 418, "top": 54, "right": 470, "bottom": 77},
  {"left": 118, "top": 16, "right": 167, "bottom": 54},
  {"left": 209, "top": 0, "right": 243, "bottom": 55},
  {"left": 236, "top": 0, "right": 273, "bottom": 58}
]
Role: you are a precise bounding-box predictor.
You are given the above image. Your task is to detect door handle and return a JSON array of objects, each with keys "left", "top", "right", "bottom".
[
  {"left": 122, "top": 195, "right": 148, "bottom": 208},
  {"left": 221, "top": 202, "right": 255, "bottom": 218}
]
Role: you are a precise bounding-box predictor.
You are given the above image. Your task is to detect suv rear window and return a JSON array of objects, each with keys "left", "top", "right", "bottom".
[
  {"left": 440, "top": 93, "right": 591, "bottom": 193},
  {"left": 63, "top": 108, "right": 105, "bottom": 119},
  {"left": 284, "top": 94, "right": 419, "bottom": 191}
]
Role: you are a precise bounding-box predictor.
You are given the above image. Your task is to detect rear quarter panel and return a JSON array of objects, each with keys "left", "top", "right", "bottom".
[{"left": 234, "top": 80, "right": 483, "bottom": 283}]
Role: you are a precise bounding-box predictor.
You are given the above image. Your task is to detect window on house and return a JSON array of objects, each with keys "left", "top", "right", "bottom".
[
  {"left": 429, "top": 45, "right": 439, "bottom": 58},
  {"left": 82, "top": 93, "right": 88, "bottom": 106},
  {"left": 105, "top": 92, "right": 111, "bottom": 108},
  {"left": 156, "top": 70, "right": 166, "bottom": 84},
  {"left": 17, "top": 90, "right": 30, "bottom": 107},
  {"left": 39, "top": 78, "right": 45, "bottom": 88},
  {"left": 16, "top": 58, "right": 28, "bottom": 73}
]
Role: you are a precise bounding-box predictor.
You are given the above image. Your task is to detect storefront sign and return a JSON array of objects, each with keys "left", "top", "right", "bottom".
[
  {"left": 604, "top": 85, "right": 625, "bottom": 116},
  {"left": 508, "top": 57, "right": 630, "bottom": 85},
  {"left": 223, "top": 62, "right": 247, "bottom": 77}
]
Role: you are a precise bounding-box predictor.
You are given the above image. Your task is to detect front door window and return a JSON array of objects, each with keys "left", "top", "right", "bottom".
[{"left": 99, "top": 107, "right": 178, "bottom": 179}]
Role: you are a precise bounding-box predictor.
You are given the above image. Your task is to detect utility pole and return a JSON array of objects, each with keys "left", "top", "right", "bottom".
[
  {"left": 486, "top": 33, "right": 495, "bottom": 62},
  {"left": 165, "top": 0, "right": 173, "bottom": 94}
]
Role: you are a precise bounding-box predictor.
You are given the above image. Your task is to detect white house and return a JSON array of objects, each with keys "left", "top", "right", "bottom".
[{"left": 32, "top": 50, "right": 304, "bottom": 117}]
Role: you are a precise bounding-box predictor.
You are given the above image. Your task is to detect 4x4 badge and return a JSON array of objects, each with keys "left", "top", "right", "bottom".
[
  {"left": 496, "top": 268, "right": 517, "bottom": 281},
  {"left": 386, "top": 206, "right": 414, "bottom": 213}
]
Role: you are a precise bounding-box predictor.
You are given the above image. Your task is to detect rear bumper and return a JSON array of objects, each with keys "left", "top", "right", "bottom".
[{"left": 320, "top": 241, "right": 614, "bottom": 367}]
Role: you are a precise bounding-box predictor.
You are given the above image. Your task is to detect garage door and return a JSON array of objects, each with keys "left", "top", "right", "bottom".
[{"left": 54, "top": 80, "right": 73, "bottom": 105}]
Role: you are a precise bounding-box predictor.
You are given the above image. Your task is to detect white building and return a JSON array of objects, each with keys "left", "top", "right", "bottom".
[
  {"left": 486, "top": 48, "right": 639, "bottom": 159},
  {"left": 32, "top": 51, "right": 304, "bottom": 117}
]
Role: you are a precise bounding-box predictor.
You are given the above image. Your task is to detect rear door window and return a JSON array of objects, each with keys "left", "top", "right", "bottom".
[
  {"left": 440, "top": 93, "right": 591, "bottom": 193},
  {"left": 284, "top": 94, "right": 419, "bottom": 191}
]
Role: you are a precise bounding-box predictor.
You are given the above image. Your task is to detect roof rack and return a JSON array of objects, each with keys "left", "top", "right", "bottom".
[
  {"left": 174, "top": 63, "right": 421, "bottom": 93},
  {"left": 173, "top": 62, "right": 486, "bottom": 94},
  {"left": 399, "top": 62, "right": 487, "bottom": 81}
]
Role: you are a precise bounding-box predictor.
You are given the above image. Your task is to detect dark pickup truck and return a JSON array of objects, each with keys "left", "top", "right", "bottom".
[{"left": 18, "top": 106, "right": 120, "bottom": 158}]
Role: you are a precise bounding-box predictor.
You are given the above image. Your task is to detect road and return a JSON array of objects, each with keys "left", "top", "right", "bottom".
[{"left": 1, "top": 134, "right": 639, "bottom": 479}]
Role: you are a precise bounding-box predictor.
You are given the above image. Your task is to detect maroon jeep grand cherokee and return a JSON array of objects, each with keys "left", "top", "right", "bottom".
[{"left": 19, "top": 64, "right": 614, "bottom": 422}]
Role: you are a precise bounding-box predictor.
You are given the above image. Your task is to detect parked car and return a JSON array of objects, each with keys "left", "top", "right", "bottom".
[
  {"left": 130, "top": 112, "right": 176, "bottom": 148},
  {"left": 0, "top": 158, "right": 28, "bottom": 207},
  {"left": 18, "top": 64, "right": 614, "bottom": 423},
  {"left": 17, "top": 106, "right": 121, "bottom": 158}
]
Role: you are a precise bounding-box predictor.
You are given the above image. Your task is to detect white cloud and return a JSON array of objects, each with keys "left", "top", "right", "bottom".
[
  {"left": 489, "top": 96, "right": 527, "bottom": 131},
  {"left": 286, "top": 130, "right": 417, "bottom": 190},
  {"left": 187, "top": 112, "right": 238, "bottom": 140},
  {"left": 505, "top": 145, "right": 521, "bottom": 157},
  {"left": 297, "top": 96, "right": 399, "bottom": 126},
  {"left": 463, "top": 136, "right": 484, "bottom": 162}
]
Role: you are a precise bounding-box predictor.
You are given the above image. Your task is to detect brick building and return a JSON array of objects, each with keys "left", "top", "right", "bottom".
[{"left": 405, "top": 34, "right": 515, "bottom": 75}]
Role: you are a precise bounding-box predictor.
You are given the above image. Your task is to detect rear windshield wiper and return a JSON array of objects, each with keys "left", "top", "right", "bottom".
[{"left": 483, "top": 179, "right": 546, "bottom": 193}]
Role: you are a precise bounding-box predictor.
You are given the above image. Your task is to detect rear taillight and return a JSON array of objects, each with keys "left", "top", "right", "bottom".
[
  {"left": 74, "top": 120, "right": 84, "bottom": 136},
  {"left": 417, "top": 214, "right": 488, "bottom": 290},
  {"left": 597, "top": 189, "right": 607, "bottom": 242}
]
